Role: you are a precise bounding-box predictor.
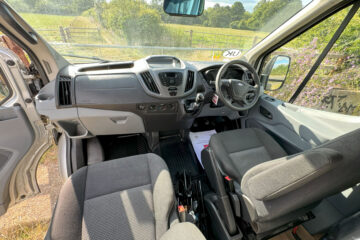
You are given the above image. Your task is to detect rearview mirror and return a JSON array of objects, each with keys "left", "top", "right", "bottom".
[
  {"left": 263, "top": 55, "right": 291, "bottom": 91},
  {"left": 164, "top": 0, "right": 204, "bottom": 17}
]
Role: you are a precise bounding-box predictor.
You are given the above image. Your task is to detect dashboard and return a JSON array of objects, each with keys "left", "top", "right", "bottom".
[
  {"left": 35, "top": 56, "right": 250, "bottom": 138},
  {"left": 203, "top": 68, "right": 243, "bottom": 85}
]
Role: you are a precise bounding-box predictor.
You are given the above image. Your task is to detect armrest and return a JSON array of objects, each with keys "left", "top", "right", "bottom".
[
  {"left": 246, "top": 148, "right": 342, "bottom": 201},
  {"left": 160, "top": 222, "right": 206, "bottom": 240}
]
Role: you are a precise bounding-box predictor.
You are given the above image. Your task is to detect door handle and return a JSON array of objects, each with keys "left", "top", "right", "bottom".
[{"left": 260, "top": 106, "right": 272, "bottom": 120}]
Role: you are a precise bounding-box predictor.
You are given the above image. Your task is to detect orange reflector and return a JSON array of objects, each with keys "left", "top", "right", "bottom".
[{"left": 178, "top": 205, "right": 185, "bottom": 212}]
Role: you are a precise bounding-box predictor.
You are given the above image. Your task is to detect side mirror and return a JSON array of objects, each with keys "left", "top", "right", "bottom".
[
  {"left": 163, "top": 0, "right": 204, "bottom": 17},
  {"left": 263, "top": 55, "right": 291, "bottom": 91}
]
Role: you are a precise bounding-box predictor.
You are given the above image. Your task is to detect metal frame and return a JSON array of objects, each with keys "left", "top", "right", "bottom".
[
  {"left": 0, "top": 67, "right": 13, "bottom": 105},
  {"left": 0, "top": 47, "right": 51, "bottom": 208}
]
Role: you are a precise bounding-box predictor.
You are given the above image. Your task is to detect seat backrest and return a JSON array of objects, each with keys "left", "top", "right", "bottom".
[
  {"left": 240, "top": 128, "right": 360, "bottom": 233},
  {"left": 46, "top": 153, "right": 178, "bottom": 240}
]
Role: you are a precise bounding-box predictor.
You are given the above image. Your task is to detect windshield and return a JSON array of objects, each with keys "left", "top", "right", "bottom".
[{"left": 9, "top": 0, "right": 312, "bottom": 63}]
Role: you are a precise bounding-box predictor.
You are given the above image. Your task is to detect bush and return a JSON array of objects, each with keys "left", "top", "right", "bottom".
[{"left": 122, "top": 9, "right": 162, "bottom": 45}]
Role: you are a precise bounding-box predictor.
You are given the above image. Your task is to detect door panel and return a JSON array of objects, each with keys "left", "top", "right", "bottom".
[
  {"left": 0, "top": 47, "right": 51, "bottom": 215},
  {"left": 245, "top": 95, "right": 360, "bottom": 154},
  {"left": 247, "top": 95, "right": 360, "bottom": 234},
  {"left": 0, "top": 106, "right": 34, "bottom": 214}
]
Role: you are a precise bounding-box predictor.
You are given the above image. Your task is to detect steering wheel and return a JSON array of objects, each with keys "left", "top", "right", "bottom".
[{"left": 215, "top": 60, "right": 261, "bottom": 111}]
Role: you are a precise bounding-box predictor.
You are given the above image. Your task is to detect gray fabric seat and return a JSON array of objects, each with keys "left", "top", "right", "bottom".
[
  {"left": 209, "top": 128, "right": 287, "bottom": 183},
  {"left": 206, "top": 127, "right": 360, "bottom": 235},
  {"left": 46, "top": 153, "right": 205, "bottom": 240}
]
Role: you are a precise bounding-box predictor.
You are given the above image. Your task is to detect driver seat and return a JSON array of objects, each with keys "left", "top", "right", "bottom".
[
  {"left": 209, "top": 128, "right": 287, "bottom": 184},
  {"left": 202, "top": 127, "right": 360, "bottom": 238}
]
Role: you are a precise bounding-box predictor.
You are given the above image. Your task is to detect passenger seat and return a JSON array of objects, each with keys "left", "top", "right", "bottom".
[{"left": 46, "top": 153, "right": 205, "bottom": 240}]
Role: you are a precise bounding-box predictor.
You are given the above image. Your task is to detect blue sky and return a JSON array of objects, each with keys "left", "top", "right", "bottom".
[{"left": 205, "top": 0, "right": 313, "bottom": 12}]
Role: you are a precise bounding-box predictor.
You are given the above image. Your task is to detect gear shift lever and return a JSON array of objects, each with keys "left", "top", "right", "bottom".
[
  {"left": 195, "top": 93, "right": 204, "bottom": 105},
  {"left": 185, "top": 93, "right": 204, "bottom": 112}
]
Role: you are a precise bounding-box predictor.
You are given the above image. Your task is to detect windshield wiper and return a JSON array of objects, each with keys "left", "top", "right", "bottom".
[{"left": 62, "top": 54, "right": 109, "bottom": 63}]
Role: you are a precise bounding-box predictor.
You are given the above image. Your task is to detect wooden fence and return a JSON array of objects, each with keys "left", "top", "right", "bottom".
[
  {"left": 37, "top": 27, "right": 258, "bottom": 49},
  {"left": 37, "top": 27, "right": 102, "bottom": 43}
]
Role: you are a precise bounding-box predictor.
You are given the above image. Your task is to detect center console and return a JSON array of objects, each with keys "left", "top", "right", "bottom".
[
  {"left": 159, "top": 72, "right": 183, "bottom": 96},
  {"left": 135, "top": 56, "right": 197, "bottom": 98}
]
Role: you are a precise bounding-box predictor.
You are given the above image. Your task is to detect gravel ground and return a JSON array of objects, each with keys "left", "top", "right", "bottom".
[{"left": 0, "top": 145, "right": 63, "bottom": 240}]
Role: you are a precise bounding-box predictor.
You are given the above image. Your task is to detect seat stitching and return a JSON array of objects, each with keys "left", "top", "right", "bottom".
[
  {"left": 228, "top": 146, "right": 267, "bottom": 156},
  {"left": 85, "top": 183, "right": 152, "bottom": 201},
  {"left": 219, "top": 136, "right": 262, "bottom": 154},
  {"left": 255, "top": 129, "right": 286, "bottom": 158},
  {"left": 147, "top": 155, "right": 157, "bottom": 239},
  {"left": 81, "top": 166, "right": 88, "bottom": 238},
  {"left": 253, "top": 129, "right": 270, "bottom": 157},
  {"left": 84, "top": 177, "right": 151, "bottom": 200}
]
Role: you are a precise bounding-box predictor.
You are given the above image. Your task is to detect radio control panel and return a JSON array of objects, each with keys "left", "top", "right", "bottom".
[{"left": 158, "top": 72, "right": 183, "bottom": 87}]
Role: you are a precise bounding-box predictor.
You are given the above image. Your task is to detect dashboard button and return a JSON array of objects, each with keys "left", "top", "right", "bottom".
[
  {"left": 168, "top": 104, "right": 175, "bottom": 110},
  {"left": 158, "top": 104, "right": 166, "bottom": 111},
  {"left": 137, "top": 104, "right": 146, "bottom": 110},
  {"left": 149, "top": 105, "right": 156, "bottom": 111}
]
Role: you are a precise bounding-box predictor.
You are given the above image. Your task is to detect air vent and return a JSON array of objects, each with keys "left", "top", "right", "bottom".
[
  {"left": 58, "top": 76, "right": 72, "bottom": 106},
  {"left": 78, "top": 62, "right": 134, "bottom": 72},
  {"left": 140, "top": 71, "right": 160, "bottom": 94},
  {"left": 185, "top": 70, "right": 194, "bottom": 92}
]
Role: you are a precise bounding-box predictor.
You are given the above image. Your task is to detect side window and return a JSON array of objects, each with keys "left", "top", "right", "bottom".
[
  {"left": 0, "top": 72, "right": 11, "bottom": 104},
  {"left": 262, "top": 5, "right": 360, "bottom": 116}
]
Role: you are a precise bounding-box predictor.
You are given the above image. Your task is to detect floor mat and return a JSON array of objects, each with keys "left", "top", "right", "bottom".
[
  {"left": 159, "top": 135, "right": 212, "bottom": 238},
  {"left": 189, "top": 130, "right": 217, "bottom": 168},
  {"left": 99, "top": 134, "right": 149, "bottom": 160},
  {"left": 159, "top": 136, "right": 200, "bottom": 181}
]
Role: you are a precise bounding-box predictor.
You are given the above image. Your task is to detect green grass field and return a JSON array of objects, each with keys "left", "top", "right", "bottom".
[
  {"left": 21, "top": 13, "right": 76, "bottom": 29},
  {"left": 17, "top": 13, "right": 265, "bottom": 62},
  {"left": 164, "top": 23, "right": 267, "bottom": 37},
  {"left": 164, "top": 23, "right": 267, "bottom": 49}
]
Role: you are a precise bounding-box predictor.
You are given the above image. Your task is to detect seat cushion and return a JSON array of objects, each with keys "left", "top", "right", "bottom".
[
  {"left": 209, "top": 128, "right": 287, "bottom": 184},
  {"left": 46, "top": 153, "right": 177, "bottom": 240}
]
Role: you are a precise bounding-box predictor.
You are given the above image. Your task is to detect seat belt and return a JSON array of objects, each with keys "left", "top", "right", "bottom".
[{"left": 224, "top": 176, "right": 241, "bottom": 218}]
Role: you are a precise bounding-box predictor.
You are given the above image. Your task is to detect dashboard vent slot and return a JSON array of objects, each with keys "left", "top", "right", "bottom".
[
  {"left": 140, "top": 71, "right": 160, "bottom": 94},
  {"left": 58, "top": 76, "right": 72, "bottom": 106},
  {"left": 185, "top": 70, "right": 194, "bottom": 92},
  {"left": 78, "top": 62, "right": 134, "bottom": 72}
]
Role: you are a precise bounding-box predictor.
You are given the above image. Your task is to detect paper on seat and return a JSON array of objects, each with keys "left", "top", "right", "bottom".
[{"left": 189, "top": 130, "right": 217, "bottom": 168}]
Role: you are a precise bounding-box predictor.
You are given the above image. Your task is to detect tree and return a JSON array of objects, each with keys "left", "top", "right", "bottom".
[
  {"left": 230, "top": 2, "right": 245, "bottom": 22},
  {"left": 230, "top": 11, "right": 251, "bottom": 30},
  {"left": 7, "top": 0, "right": 95, "bottom": 15},
  {"left": 244, "top": 0, "right": 302, "bottom": 31},
  {"left": 202, "top": 4, "right": 232, "bottom": 28}
]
